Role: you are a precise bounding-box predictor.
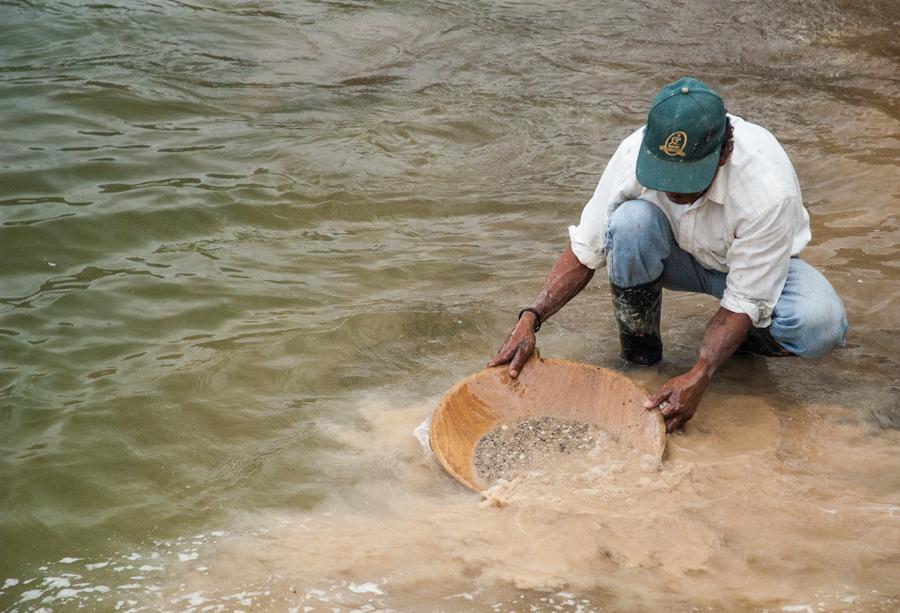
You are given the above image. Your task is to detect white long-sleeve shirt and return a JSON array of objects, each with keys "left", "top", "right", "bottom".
[{"left": 568, "top": 114, "right": 811, "bottom": 328}]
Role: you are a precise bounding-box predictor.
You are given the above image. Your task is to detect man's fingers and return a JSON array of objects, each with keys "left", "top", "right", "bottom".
[
  {"left": 659, "top": 399, "right": 679, "bottom": 417},
  {"left": 488, "top": 339, "right": 519, "bottom": 367},
  {"left": 665, "top": 415, "right": 682, "bottom": 433},
  {"left": 487, "top": 346, "right": 512, "bottom": 367},
  {"left": 666, "top": 411, "right": 694, "bottom": 433},
  {"left": 508, "top": 339, "right": 534, "bottom": 378},
  {"left": 644, "top": 388, "right": 672, "bottom": 410}
]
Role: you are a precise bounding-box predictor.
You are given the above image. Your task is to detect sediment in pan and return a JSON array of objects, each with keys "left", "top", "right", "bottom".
[{"left": 473, "top": 416, "right": 611, "bottom": 483}]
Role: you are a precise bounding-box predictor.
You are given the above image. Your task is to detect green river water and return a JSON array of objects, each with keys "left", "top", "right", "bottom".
[{"left": 1, "top": 1, "right": 899, "bottom": 611}]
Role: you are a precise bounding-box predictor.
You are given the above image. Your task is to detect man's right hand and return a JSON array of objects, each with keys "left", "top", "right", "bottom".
[
  {"left": 486, "top": 245, "right": 594, "bottom": 378},
  {"left": 487, "top": 312, "right": 538, "bottom": 378}
]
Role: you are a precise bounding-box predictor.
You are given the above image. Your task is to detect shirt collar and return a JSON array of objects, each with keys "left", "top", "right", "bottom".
[
  {"left": 704, "top": 115, "right": 738, "bottom": 205},
  {"left": 702, "top": 161, "right": 728, "bottom": 204}
]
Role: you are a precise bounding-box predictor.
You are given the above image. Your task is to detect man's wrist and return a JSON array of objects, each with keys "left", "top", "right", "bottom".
[
  {"left": 691, "top": 357, "right": 715, "bottom": 380},
  {"left": 517, "top": 307, "right": 542, "bottom": 332}
]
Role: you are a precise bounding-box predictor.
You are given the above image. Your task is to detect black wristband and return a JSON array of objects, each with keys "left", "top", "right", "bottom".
[{"left": 517, "top": 307, "right": 542, "bottom": 333}]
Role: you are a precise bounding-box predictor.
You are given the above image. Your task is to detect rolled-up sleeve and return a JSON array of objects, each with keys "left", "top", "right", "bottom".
[
  {"left": 568, "top": 192, "right": 610, "bottom": 269},
  {"left": 568, "top": 130, "right": 644, "bottom": 270},
  {"left": 720, "top": 198, "right": 795, "bottom": 327}
]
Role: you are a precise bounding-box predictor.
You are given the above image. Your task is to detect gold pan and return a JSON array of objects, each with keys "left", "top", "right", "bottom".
[{"left": 429, "top": 356, "right": 666, "bottom": 491}]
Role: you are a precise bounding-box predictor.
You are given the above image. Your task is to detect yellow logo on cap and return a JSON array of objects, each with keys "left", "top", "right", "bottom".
[{"left": 659, "top": 131, "right": 687, "bottom": 157}]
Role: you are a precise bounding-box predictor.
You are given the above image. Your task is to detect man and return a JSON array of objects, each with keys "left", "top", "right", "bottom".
[{"left": 488, "top": 76, "right": 848, "bottom": 433}]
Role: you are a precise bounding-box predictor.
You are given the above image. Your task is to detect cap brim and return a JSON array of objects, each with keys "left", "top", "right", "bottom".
[{"left": 635, "top": 144, "right": 720, "bottom": 194}]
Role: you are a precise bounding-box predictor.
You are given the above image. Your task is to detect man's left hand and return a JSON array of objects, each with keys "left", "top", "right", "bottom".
[{"left": 644, "top": 366, "right": 711, "bottom": 432}]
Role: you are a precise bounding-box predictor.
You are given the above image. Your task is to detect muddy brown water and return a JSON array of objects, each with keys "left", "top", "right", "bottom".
[{"left": 1, "top": 0, "right": 898, "bottom": 611}]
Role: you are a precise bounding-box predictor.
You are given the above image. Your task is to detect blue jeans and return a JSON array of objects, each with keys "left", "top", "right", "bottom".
[{"left": 605, "top": 199, "right": 848, "bottom": 359}]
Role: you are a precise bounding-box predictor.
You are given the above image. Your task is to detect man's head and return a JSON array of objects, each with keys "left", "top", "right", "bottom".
[{"left": 636, "top": 77, "right": 729, "bottom": 200}]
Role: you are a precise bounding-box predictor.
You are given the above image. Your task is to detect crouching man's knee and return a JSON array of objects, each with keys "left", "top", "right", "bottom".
[
  {"left": 606, "top": 199, "right": 672, "bottom": 287},
  {"left": 772, "top": 292, "right": 848, "bottom": 360}
]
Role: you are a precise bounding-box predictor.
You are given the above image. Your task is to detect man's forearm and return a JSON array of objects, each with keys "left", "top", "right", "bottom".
[
  {"left": 527, "top": 246, "right": 595, "bottom": 323},
  {"left": 646, "top": 306, "right": 750, "bottom": 431},
  {"left": 692, "top": 306, "right": 751, "bottom": 378},
  {"left": 489, "top": 245, "right": 594, "bottom": 376}
]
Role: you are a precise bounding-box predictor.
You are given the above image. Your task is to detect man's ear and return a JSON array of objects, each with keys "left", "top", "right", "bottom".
[{"left": 718, "top": 145, "right": 732, "bottom": 167}]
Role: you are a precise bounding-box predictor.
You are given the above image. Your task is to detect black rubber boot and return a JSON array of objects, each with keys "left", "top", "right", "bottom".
[
  {"left": 737, "top": 326, "right": 794, "bottom": 357},
  {"left": 610, "top": 276, "right": 663, "bottom": 366}
]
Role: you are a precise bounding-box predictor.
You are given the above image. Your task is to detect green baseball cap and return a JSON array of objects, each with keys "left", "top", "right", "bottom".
[{"left": 635, "top": 77, "right": 727, "bottom": 194}]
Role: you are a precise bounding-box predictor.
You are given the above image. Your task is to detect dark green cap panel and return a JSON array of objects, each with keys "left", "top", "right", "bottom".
[{"left": 636, "top": 76, "right": 726, "bottom": 193}]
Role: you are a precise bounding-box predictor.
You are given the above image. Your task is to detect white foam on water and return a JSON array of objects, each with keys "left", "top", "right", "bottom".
[
  {"left": 42, "top": 577, "right": 70, "bottom": 589},
  {"left": 19, "top": 589, "right": 43, "bottom": 602},
  {"left": 174, "top": 590, "right": 207, "bottom": 607},
  {"left": 85, "top": 561, "right": 109, "bottom": 570},
  {"left": 347, "top": 582, "right": 384, "bottom": 595}
]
